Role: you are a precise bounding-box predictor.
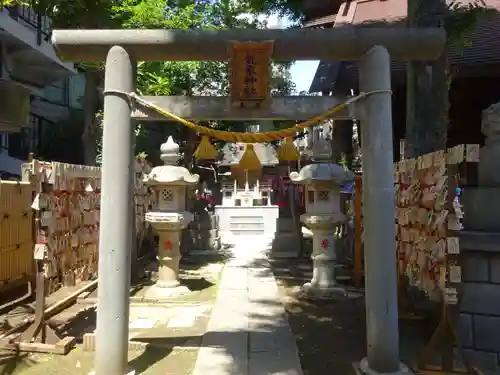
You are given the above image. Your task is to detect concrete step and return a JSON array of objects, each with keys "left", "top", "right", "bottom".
[
  {"left": 269, "top": 233, "right": 302, "bottom": 258},
  {"left": 276, "top": 217, "right": 294, "bottom": 232}
]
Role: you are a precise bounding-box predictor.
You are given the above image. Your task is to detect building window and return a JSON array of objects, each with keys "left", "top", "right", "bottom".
[
  {"left": 42, "top": 79, "right": 69, "bottom": 106},
  {"left": 7, "top": 131, "right": 25, "bottom": 159},
  {"left": 0, "top": 133, "right": 7, "bottom": 151},
  {"left": 68, "top": 73, "right": 86, "bottom": 109},
  {"left": 307, "top": 190, "right": 315, "bottom": 203},
  {"left": 246, "top": 124, "right": 259, "bottom": 133},
  {"left": 6, "top": 5, "right": 19, "bottom": 19},
  {"left": 318, "top": 191, "right": 329, "bottom": 201}
]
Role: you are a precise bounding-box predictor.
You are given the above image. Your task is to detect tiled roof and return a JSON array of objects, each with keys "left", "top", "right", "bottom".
[
  {"left": 309, "top": 61, "right": 341, "bottom": 93},
  {"left": 308, "top": 1, "right": 500, "bottom": 92}
]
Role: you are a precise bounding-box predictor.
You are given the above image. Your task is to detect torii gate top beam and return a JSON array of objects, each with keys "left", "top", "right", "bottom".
[{"left": 51, "top": 28, "right": 445, "bottom": 62}]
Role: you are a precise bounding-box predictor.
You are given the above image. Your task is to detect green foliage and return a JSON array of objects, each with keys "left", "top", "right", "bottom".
[
  {"left": 112, "top": 0, "right": 297, "bottom": 163},
  {"left": 1, "top": 0, "right": 119, "bottom": 28},
  {"left": 247, "top": 0, "right": 304, "bottom": 22},
  {"left": 3, "top": 0, "right": 296, "bottom": 165},
  {"left": 445, "top": 0, "right": 495, "bottom": 51}
]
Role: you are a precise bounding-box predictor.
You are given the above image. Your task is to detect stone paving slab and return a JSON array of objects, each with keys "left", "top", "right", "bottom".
[
  {"left": 82, "top": 303, "right": 212, "bottom": 351},
  {"left": 218, "top": 267, "right": 248, "bottom": 291},
  {"left": 192, "top": 244, "right": 304, "bottom": 375},
  {"left": 249, "top": 350, "right": 303, "bottom": 375}
]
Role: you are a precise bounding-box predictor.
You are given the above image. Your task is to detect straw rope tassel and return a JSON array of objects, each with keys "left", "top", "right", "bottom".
[
  {"left": 193, "top": 136, "right": 218, "bottom": 160},
  {"left": 237, "top": 144, "right": 261, "bottom": 170},
  {"left": 277, "top": 136, "right": 299, "bottom": 162}
]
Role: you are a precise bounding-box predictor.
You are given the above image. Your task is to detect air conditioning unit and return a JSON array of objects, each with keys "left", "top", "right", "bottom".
[{"left": 0, "top": 81, "right": 30, "bottom": 132}]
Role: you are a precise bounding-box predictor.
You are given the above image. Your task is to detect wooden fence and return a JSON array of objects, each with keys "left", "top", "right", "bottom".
[{"left": 0, "top": 180, "right": 34, "bottom": 291}]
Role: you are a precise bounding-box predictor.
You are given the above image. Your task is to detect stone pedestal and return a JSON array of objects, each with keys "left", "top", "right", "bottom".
[
  {"left": 270, "top": 217, "right": 302, "bottom": 259},
  {"left": 301, "top": 213, "right": 347, "bottom": 299},
  {"left": 186, "top": 211, "right": 221, "bottom": 256},
  {"left": 156, "top": 231, "right": 182, "bottom": 287},
  {"left": 144, "top": 212, "right": 193, "bottom": 299},
  {"left": 458, "top": 102, "right": 500, "bottom": 372}
]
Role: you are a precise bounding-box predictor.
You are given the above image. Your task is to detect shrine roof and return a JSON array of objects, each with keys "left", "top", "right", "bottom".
[
  {"left": 219, "top": 143, "right": 279, "bottom": 167},
  {"left": 306, "top": 0, "right": 500, "bottom": 93}
]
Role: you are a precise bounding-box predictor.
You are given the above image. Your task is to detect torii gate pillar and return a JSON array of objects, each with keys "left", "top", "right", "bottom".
[
  {"left": 95, "top": 46, "right": 134, "bottom": 375},
  {"left": 358, "top": 45, "right": 407, "bottom": 375}
]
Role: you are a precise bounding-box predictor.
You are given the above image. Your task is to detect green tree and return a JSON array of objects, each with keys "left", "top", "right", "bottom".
[
  {"left": 2, "top": 0, "right": 296, "bottom": 165},
  {"left": 114, "top": 0, "right": 296, "bottom": 166}
]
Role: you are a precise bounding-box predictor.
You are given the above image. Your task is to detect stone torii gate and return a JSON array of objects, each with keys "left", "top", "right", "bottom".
[{"left": 52, "top": 28, "right": 445, "bottom": 375}]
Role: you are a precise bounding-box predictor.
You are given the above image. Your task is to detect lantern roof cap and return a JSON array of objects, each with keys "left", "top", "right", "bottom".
[
  {"left": 144, "top": 136, "right": 200, "bottom": 186},
  {"left": 290, "top": 162, "right": 354, "bottom": 185}
]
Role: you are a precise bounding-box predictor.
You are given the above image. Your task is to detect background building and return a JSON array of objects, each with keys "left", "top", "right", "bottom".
[{"left": 0, "top": 4, "right": 85, "bottom": 176}]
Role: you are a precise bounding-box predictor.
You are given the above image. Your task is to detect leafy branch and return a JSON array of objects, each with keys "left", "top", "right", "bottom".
[{"left": 445, "top": 0, "right": 495, "bottom": 51}]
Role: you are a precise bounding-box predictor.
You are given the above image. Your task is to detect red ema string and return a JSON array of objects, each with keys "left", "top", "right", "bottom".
[
  {"left": 54, "top": 191, "right": 72, "bottom": 197},
  {"left": 163, "top": 240, "right": 172, "bottom": 250},
  {"left": 420, "top": 182, "right": 436, "bottom": 189},
  {"left": 321, "top": 239, "right": 329, "bottom": 249},
  {"left": 417, "top": 203, "right": 432, "bottom": 211},
  {"left": 427, "top": 259, "right": 441, "bottom": 281}
]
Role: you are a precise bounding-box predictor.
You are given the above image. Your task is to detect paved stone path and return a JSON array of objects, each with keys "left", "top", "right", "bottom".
[{"left": 192, "top": 241, "right": 304, "bottom": 375}]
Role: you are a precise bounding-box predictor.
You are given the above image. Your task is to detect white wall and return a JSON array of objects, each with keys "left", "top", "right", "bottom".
[{"left": 215, "top": 205, "right": 279, "bottom": 246}]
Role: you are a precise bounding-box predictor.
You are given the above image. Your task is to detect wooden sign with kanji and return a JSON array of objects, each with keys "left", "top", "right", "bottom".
[{"left": 228, "top": 41, "right": 273, "bottom": 109}]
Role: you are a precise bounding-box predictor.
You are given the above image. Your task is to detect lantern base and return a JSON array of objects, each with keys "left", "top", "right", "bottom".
[
  {"left": 301, "top": 282, "right": 347, "bottom": 300},
  {"left": 354, "top": 359, "right": 413, "bottom": 375},
  {"left": 156, "top": 279, "right": 181, "bottom": 288},
  {"left": 144, "top": 283, "right": 190, "bottom": 300}
]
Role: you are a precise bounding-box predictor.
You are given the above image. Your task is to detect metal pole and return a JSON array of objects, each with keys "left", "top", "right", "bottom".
[
  {"left": 95, "top": 45, "right": 134, "bottom": 375},
  {"left": 358, "top": 45, "right": 400, "bottom": 373}
]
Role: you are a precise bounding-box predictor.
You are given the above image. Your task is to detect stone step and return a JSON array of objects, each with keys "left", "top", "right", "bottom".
[
  {"left": 190, "top": 214, "right": 219, "bottom": 230},
  {"left": 269, "top": 233, "right": 302, "bottom": 258},
  {"left": 187, "top": 235, "right": 221, "bottom": 251},
  {"left": 189, "top": 228, "right": 219, "bottom": 239},
  {"left": 276, "top": 217, "right": 296, "bottom": 233}
]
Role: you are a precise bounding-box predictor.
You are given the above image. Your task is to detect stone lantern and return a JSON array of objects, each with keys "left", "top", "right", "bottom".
[
  {"left": 289, "top": 138, "right": 354, "bottom": 299},
  {"left": 143, "top": 136, "right": 200, "bottom": 298}
]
